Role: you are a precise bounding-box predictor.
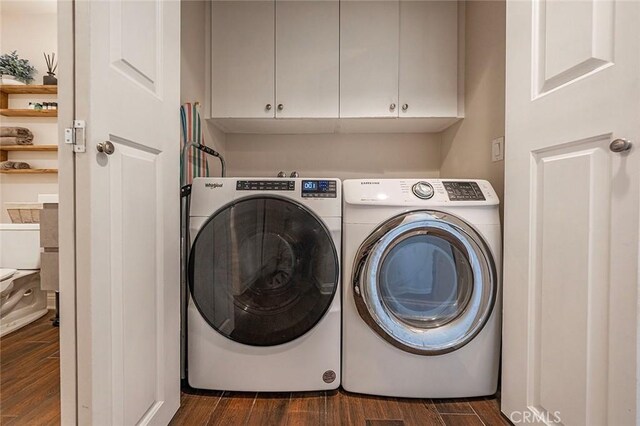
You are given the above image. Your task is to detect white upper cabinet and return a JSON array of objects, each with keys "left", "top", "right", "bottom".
[
  {"left": 210, "top": 0, "right": 462, "bottom": 132},
  {"left": 275, "top": 0, "right": 339, "bottom": 118},
  {"left": 339, "top": 0, "right": 400, "bottom": 118},
  {"left": 399, "top": 1, "right": 459, "bottom": 118},
  {"left": 211, "top": 1, "right": 275, "bottom": 118}
]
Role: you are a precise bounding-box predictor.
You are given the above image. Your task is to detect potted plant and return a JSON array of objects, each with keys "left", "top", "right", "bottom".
[{"left": 0, "top": 51, "right": 36, "bottom": 85}]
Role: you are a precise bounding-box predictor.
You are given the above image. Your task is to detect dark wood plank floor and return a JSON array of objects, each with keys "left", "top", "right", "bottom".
[
  {"left": 171, "top": 389, "right": 512, "bottom": 426},
  {"left": 0, "top": 311, "right": 60, "bottom": 425},
  {"left": 0, "top": 315, "right": 511, "bottom": 426}
]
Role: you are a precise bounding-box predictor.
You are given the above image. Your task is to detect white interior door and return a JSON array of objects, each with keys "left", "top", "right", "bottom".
[
  {"left": 211, "top": 0, "right": 275, "bottom": 118},
  {"left": 73, "top": 1, "right": 181, "bottom": 424},
  {"left": 275, "top": 0, "right": 339, "bottom": 118},
  {"left": 502, "top": 0, "right": 639, "bottom": 425},
  {"left": 340, "top": 0, "right": 399, "bottom": 118}
]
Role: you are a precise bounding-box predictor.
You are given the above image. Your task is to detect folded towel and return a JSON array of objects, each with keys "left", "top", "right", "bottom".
[
  {"left": 0, "top": 127, "right": 33, "bottom": 144},
  {"left": 0, "top": 136, "right": 33, "bottom": 146},
  {"left": 0, "top": 161, "right": 31, "bottom": 170},
  {"left": 12, "top": 162, "right": 31, "bottom": 169},
  {"left": 1, "top": 127, "right": 33, "bottom": 138}
]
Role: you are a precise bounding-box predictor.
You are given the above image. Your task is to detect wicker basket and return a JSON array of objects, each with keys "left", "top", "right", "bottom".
[{"left": 5, "top": 202, "right": 42, "bottom": 223}]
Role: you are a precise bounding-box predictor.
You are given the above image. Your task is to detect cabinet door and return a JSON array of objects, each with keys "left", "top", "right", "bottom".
[
  {"left": 340, "top": 0, "right": 399, "bottom": 118},
  {"left": 275, "top": 0, "right": 339, "bottom": 118},
  {"left": 211, "top": 1, "right": 275, "bottom": 118},
  {"left": 399, "top": 1, "right": 458, "bottom": 117}
]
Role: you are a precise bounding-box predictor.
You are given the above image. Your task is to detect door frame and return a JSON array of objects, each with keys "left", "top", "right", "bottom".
[{"left": 57, "top": 0, "right": 77, "bottom": 424}]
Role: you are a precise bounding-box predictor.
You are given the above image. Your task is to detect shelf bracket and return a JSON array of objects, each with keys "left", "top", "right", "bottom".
[{"left": 64, "top": 120, "right": 86, "bottom": 153}]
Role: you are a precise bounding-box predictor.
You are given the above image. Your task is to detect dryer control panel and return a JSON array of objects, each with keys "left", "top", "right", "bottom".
[{"left": 443, "top": 181, "right": 486, "bottom": 201}]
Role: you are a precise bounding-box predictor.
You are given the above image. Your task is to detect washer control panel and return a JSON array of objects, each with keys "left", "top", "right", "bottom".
[
  {"left": 412, "top": 181, "right": 435, "bottom": 199},
  {"left": 443, "top": 181, "right": 486, "bottom": 201},
  {"left": 236, "top": 180, "right": 295, "bottom": 191},
  {"left": 301, "top": 180, "right": 338, "bottom": 198}
]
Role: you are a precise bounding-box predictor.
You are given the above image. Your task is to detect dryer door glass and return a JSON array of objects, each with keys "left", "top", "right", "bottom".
[
  {"left": 378, "top": 233, "right": 474, "bottom": 329},
  {"left": 189, "top": 196, "right": 338, "bottom": 346},
  {"left": 353, "top": 211, "right": 496, "bottom": 355}
]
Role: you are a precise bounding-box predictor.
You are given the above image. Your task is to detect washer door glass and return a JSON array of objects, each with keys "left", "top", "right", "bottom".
[
  {"left": 353, "top": 211, "right": 496, "bottom": 355},
  {"left": 189, "top": 196, "right": 338, "bottom": 346}
]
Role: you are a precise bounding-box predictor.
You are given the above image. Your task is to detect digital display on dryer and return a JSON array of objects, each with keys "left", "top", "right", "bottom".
[{"left": 301, "top": 180, "right": 337, "bottom": 198}]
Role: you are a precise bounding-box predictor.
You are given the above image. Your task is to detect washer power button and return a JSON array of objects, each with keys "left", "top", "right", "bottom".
[{"left": 412, "top": 181, "right": 435, "bottom": 200}]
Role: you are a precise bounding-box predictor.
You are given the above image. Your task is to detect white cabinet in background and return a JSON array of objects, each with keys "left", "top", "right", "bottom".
[
  {"left": 211, "top": 1, "right": 275, "bottom": 118},
  {"left": 275, "top": 0, "right": 339, "bottom": 118},
  {"left": 399, "top": 0, "right": 459, "bottom": 118},
  {"left": 340, "top": 0, "right": 400, "bottom": 118},
  {"left": 210, "top": 0, "right": 463, "bottom": 133}
]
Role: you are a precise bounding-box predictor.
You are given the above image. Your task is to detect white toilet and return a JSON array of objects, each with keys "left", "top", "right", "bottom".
[{"left": 0, "top": 224, "right": 48, "bottom": 336}]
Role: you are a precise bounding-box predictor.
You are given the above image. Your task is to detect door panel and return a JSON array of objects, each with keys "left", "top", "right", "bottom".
[
  {"left": 530, "top": 137, "right": 611, "bottom": 426},
  {"left": 340, "top": 0, "right": 399, "bottom": 118},
  {"left": 211, "top": 1, "right": 275, "bottom": 118},
  {"left": 399, "top": 1, "right": 458, "bottom": 117},
  {"left": 275, "top": 0, "right": 339, "bottom": 118},
  {"left": 74, "top": 0, "right": 180, "bottom": 424},
  {"left": 111, "top": 0, "right": 159, "bottom": 91},
  {"left": 110, "top": 143, "right": 163, "bottom": 425},
  {"left": 503, "top": 0, "right": 639, "bottom": 424},
  {"left": 533, "top": 0, "right": 614, "bottom": 95}
]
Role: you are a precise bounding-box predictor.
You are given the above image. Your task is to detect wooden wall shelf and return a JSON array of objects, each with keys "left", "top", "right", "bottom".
[
  {"left": 0, "top": 85, "right": 58, "bottom": 95},
  {"left": 0, "top": 109, "right": 57, "bottom": 117},
  {"left": 0, "top": 169, "right": 58, "bottom": 174},
  {"left": 0, "top": 145, "right": 58, "bottom": 161},
  {"left": 0, "top": 144, "right": 58, "bottom": 152}
]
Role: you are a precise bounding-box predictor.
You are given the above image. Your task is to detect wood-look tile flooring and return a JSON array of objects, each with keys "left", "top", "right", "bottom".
[
  {"left": 0, "top": 311, "right": 60, "bottom": 425},
  {"left": 171, "top": 388, "right": 512, "bottom": 426},
  {"left": 0, "top": 315, "right": 511, "bottom": 426}
]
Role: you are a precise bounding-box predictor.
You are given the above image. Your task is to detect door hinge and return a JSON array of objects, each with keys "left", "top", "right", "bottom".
[{"left": 64, "top": 120, "right": 86, "bottom": 153}]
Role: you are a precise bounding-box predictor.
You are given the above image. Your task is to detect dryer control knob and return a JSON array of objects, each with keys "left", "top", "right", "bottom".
[{"left": 412, "top": 181, "right": 434, "bottom": 200}]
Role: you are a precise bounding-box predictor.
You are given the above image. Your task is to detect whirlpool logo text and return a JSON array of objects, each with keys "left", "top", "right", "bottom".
[{"left": 205, "top": 183, "right": 223, "bottom": 189}]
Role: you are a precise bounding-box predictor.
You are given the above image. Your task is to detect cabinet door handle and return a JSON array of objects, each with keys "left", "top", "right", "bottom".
[
  {"left": 277, "top": 104, "right": 284, "bottom": 111},
  {"left": 390, "top": 103, "right": 396, "bottom": 111},
  {"left": 402, "top": 103, "right": 409, "bottom": 112},
  {"left": 265, "top": 104, "right": 272, "bottom": 111}
]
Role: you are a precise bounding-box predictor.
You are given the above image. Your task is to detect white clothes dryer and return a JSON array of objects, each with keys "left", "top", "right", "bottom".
[
  {"left": 187, "top": 177, "right": 341, "bottom": 392},
  {"left": 342, "top": 179, "right": 501, "bottom": 398}
]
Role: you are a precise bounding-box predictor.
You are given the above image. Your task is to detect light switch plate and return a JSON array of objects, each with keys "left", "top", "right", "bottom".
[{"left": 492, "top": 137, "right": 504, "bottom": 162}]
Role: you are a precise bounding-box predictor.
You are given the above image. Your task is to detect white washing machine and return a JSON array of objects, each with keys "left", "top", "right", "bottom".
[
  {"left": 187, "top": 177, "right": 341, "bottom": 391},
  {"left": 342, "top": 179, "right": 501, "bottom": 398}
]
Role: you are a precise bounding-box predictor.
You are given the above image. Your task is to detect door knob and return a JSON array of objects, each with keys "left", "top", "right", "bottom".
[
  {"left": 402, "top": 103, "right": 409, "bottom": 112},
  {"left": 610, "top": 138, "right": 632, "bottom": 153},
  {"left": 390, "top": 103, "right": 396, "bottom": 111},
  {"left": 277, "top": 104, "right": 284, "bottom": 111},
  {"left": 265, "top": 104, "right": 272, "bottom": 111},
  {"left": 96, "top": 141, "right": 115, "bottom": 155}
]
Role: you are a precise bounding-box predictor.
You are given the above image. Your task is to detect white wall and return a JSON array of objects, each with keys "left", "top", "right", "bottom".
[
  {"left": 0, "top": 2, "right": 58, "bottom": 222},
  {"left": 181, "top": 0, "right": 226, "bottom": 177},
  {"left": 439, "top": 0, "right": 506, "bottom": 215},
  {"left": 224, "top": 133, "right": 441, "bottom": 180}
]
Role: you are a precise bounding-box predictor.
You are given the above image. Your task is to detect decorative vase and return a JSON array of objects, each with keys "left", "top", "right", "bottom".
[
  {"left": 43, "top": 73, "right": 57, "bottom": 85},
  {"left": 0, "top": 75, "right": 25, "bottom": 85}
]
